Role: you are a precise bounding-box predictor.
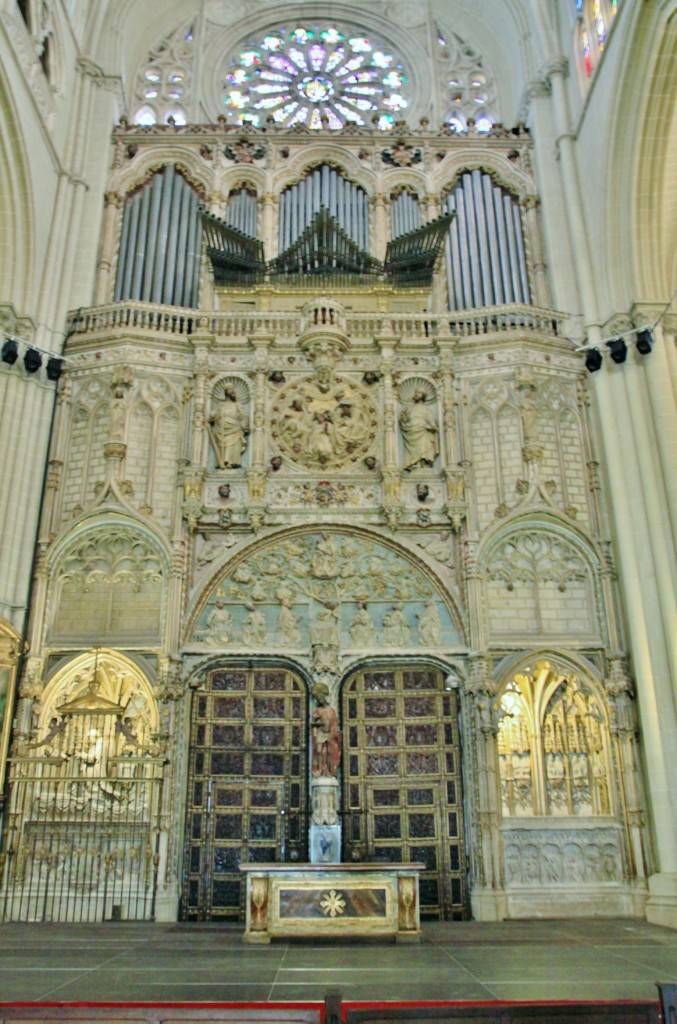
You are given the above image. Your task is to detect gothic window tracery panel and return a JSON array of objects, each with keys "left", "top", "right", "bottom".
[
  {"left": 435, "top": 27, "right": 497, "bottom": 133},
  {"left": 220, "top": 24, "right": 408, "bottom": 131},
  {"left": 497, "top": 661, "right": 612, "bottom": 820},
  {"left": 132, "top": 20, "right": 194, "bottom": 125}
]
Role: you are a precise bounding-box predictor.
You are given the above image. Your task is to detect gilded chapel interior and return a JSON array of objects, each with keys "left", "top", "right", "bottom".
[{"left": 0, "top": 0, "right": 677, "bottom": 1000}]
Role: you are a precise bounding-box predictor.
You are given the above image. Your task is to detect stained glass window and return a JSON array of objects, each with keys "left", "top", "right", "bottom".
[{"left": 221, "top": 24, "right": 409, "bottom": 130}]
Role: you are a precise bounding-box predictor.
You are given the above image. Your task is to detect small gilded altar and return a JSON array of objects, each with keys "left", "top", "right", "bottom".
[{"left": 240, "top": 863, "right": 423, "bottom": 943}]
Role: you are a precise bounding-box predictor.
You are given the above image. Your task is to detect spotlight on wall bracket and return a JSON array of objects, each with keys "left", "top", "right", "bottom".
[
  {"left": 585, "top": 348, "right": 603, "bottom": 372},
  {"left": 46, "top": 357, "right": 63, "bottom": 382},
  {"left": 1, "top": 339, "right": 18, "bottom": 364},
  {"left": 607, "top": 338, "right": 627, "bottom": 364},
  {"left": 23, "top": 348, "right": 42, "bottom": 373},
  {"left": 636, "top": 329, "right": 654, "bottom": 355}
]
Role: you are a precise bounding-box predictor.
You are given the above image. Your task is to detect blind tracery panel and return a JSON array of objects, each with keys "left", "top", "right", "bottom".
[
  {"left": 278, "top": 164, "right": 369, "bottom": 251},
  {"left": 444, "top": 170, "right": 530, "bottom": 310}
]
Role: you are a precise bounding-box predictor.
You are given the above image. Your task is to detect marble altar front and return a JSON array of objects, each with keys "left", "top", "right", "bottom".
[{"left": 240, "top": 863, "right": 423, "bottom": 943}]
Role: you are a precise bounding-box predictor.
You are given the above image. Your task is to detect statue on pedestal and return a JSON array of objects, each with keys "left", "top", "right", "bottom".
[
  {"left": 208, "top": 386, "right": 249, "bottom": 469},
  {"left": 311, "top": 683, "right": 341, "bottom": 779}
]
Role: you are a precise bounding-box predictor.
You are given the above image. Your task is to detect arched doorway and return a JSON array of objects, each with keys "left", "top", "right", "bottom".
[
  {"left": 181, "top": 664, "right": 308, "bottom": 920},
  {"left": 341, "top": 664, "right": 469, "bottom": 920}
]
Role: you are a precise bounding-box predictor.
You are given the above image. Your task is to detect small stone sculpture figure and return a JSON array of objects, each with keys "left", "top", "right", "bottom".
[
  {"left": 311, "top": 683, "right": 341, "bottom": 778},
  {"left": 276, "top": 595, "right": 301, "bottom": 646},
  {"left": 349, "top": 602, "right": 376, "bottom": 647},
  {"left": 382, "top": 603, "right": 411, "bottom": 646},
  {"left": 309, "top": 602, "right": 340, "bottom": 648},
  {"left": 242, "top": 603, "right": 267, "bottom": 645},
  {"left": 205, "top": 600, "right": 233, "bottom": 645},
  {"left": 417, "top": 600, "right": 441, "bottom": 646},
  {"left": 399, "top": 388, "right": 439, "bottom": 470},
  {"left": 208, "top": 386, "right": 249, "bottom": 469}
]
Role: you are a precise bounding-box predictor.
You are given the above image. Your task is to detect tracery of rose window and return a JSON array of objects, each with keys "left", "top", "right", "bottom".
[{"left": 221, "top": 25, "right": 409, "bottom": 131}]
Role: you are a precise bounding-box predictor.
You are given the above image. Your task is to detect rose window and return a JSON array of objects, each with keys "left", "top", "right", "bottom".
[{"left": 221, "top": 25, "right": 409, "bottom": 130}]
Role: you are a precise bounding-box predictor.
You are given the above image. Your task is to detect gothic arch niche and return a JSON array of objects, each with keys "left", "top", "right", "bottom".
[
  {"left": 495, "top": 654, "right": 642, "bottom": 918},
  {"left": 47, "top": 521, "right": 168, "bottom": 646},
  {"left": 2, "top": 650, "right": 163, "bottom": 923},
  {"left": 480, "top": 519, "right": 604, "bottom": 646},
  {"left": 341, "top": 661, "right": 469, "bottom": 921}
]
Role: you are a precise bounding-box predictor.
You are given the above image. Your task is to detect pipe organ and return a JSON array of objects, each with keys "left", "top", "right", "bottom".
[
  {"left": 444, "top": 170, "right": 530, "bottom": 310},
  {"left": 278, "top": 164, "right": 369, "bottom": 253},
  {"left": 114, "top": 166, "right": 202, "bottom": 308},
  {"left": 390, "top": 190, "right": 421, "bottom": 241},
  {"left": 226, "top": 187, "right": 258, "bottom": 239}
]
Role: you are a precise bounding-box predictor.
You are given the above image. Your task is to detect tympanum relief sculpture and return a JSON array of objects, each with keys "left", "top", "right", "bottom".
[{"left": 194, "top": 532, "right": 459, "bottom": 666}]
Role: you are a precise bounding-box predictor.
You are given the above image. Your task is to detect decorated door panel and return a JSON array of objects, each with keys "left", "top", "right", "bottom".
[
  {"left": 342, "top": 665, "right": 468, "bottom": 920},
  {"left": 182, "top": 666, "right": 307, "bottom": 920}
]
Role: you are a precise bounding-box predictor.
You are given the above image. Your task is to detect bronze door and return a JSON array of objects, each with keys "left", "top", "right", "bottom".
[
  {"left": 342, "top": 665, "right": 468, "bottom": 920},
  {"left": 182, "top": 666, "right": 307, "bottom": 920}
]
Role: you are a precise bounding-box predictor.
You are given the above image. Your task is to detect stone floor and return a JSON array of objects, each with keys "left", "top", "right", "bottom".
[{"left": 0, "top": 919, "right": 673, "bottom": 1004}]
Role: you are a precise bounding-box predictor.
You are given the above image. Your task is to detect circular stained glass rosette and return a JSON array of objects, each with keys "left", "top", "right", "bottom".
[{"left": 222, "top": 25, "right": 409, "bottom": 130}]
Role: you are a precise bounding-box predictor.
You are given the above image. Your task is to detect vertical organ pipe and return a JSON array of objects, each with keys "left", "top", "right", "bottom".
[
  {"left": 141, "top": 173, "right": 163, "bottom": 302},
  {"left": 121, "top": 193, "right": 141, "bottom": 300},
  {"left": 132, "top": 185, "right": 151, "bottom": 299},
  {"left": 472, "top": 169, "right": 494, "bottom": 306},
  {"left": 503, "top": 194, "right": 522, "bottom": 303},
  {"left": 483, "top": 176, "right": 504, "bottom": 305},
  {"left": 493, "top": 185, "right": 512, "bottom": 301},
  {"left": 161, "top": 167, "right": 181, "bottom": 301},
  {"left": 188, "top": 192, "right": 202, "bottom": 307},
  {"left": 152, "top": 165, "right": 174, "bottom": 303},
  {"left": 174, "top": 179, "right": 191, "bottom": 305}
]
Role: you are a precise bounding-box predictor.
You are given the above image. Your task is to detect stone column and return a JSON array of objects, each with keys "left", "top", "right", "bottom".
[
  {"left": 464, "top": 655, "right": 505, "bottom": 921},
  {"left": 377, "top": 333, "right": 401, "bottom": 528},
  {"left": 372, "top": 193, "right": 388, "bottom": 261},
  {"left": 521, "top": 195, "right": 549, "bottom": 308},
  {"left": 96, "top": 191, "right": 123, "bottom": 304},
  {"left": 260, "top": 193, "right": 278, "bottom": 261}
]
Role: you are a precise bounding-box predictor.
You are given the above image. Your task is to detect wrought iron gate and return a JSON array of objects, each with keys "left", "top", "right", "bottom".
[
  {"left": 0, "top": 712, "right": 165, "bottom": 922},
  {"left": 342, "top": 665, "right": 469, "bottom": 920},
  {"left": 181, "top": 666, "right": 308, "bottom": 920}
]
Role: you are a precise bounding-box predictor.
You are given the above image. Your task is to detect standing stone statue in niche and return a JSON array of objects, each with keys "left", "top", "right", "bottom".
[
  {"left": 242, "top": 603, "right": 267, "bottom": 646},
  {"left": 208, "top": 386, "right": 249, "bottom": 469},
  {"left": 276, "top": 595, "right": 301, "bottom": 647},
  {"left": 399, "top": 389, "right": 439, "bottom": 470},
  {"left": 205, "top": 600, "right": 233, "bottom": 645},
  {"left": 417, "top": 600, "right": 441, "bottom": 646},
  {"left": 349, "top": 602, "right": 376, "bottom": 647},
  {"left": 382, "top": 604, "right": 411, "bottom": 646},
  {"left": 311, "top": 683, "right": 341, "bottom": 778},
  {"left": 309, "top": 603, "right": 340, "bottom": 648}
]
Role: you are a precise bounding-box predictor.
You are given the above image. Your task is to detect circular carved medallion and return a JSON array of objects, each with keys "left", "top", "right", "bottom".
[{"left": 271, "top": 374, "right": 377, "bottom": 469}]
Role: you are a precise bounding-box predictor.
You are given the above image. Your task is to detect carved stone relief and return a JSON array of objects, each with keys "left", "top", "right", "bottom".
[
  {"left": 398, "top": 378, "right": 440, "bottom": 471},
  {"left": 270, "top": 374, "right": 377, "bottom": 470},
  {"left": 192, "top": 531, "right": 460, "bottom": 653},
  {"left": 503, "top": 828, "right": 623, "bottom": 886},
  {"left": 208, "top": 378, "right": 250, "bottom": 469}
]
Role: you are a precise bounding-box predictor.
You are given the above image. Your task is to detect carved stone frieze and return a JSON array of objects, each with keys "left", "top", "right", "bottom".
[{"left": 503, "top": 827, "right": 624, "bottom": 887}]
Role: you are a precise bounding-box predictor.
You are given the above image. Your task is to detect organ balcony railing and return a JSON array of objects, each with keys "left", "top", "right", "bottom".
[{"left": 65, "top": 300, "right": 566, "bottom": 345}]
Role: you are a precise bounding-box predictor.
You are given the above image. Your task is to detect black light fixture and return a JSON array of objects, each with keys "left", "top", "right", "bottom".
[
  {"left": 585, "top": 348, "right": 603, "bottom": 372},
  {"left": 23, "top": 348, "right": 42, "bottom": 373},
  {"left": 46, "top": 357, "right": 63, "bottom": 381},
  {"left": 607, "top": 338, "right": 627, "bottom": 364},
  {"left": 1, "top": 339, "right": 18, "bottom": 364},
  {"left": 636, "top": 329, "right": 654, "bottom": 355}
]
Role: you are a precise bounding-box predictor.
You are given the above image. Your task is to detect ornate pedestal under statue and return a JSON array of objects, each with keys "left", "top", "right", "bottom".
[{"left": 241, "top": 863, "right": 423, "bottom": 943}]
